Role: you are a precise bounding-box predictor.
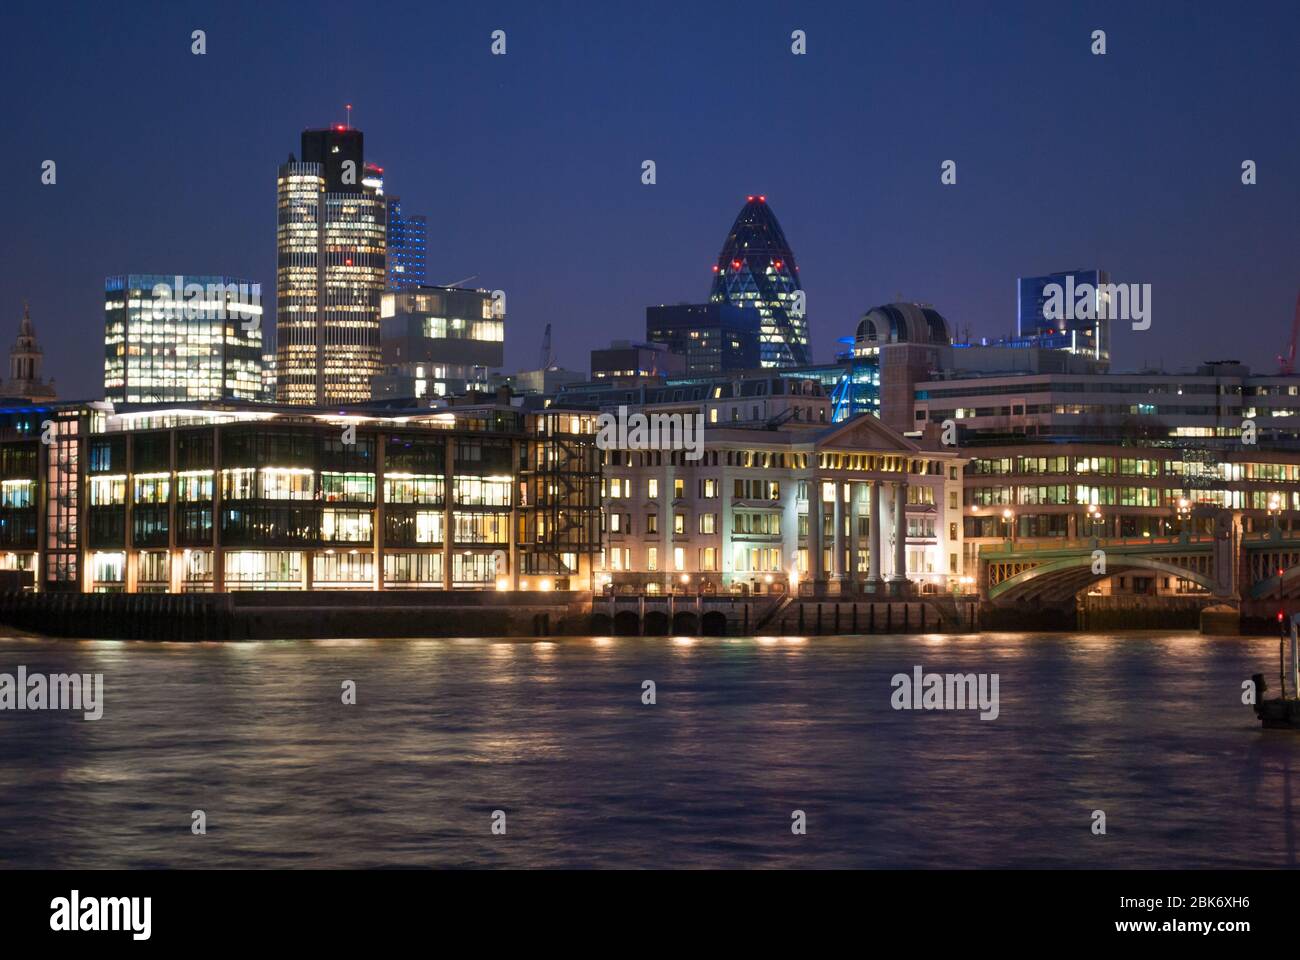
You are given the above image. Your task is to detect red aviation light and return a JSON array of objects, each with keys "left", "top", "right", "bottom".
[
  {"left": 711, "top": 265, "right": 719, "bottom": 272},
  {"left": 774, "top": 260, "right": 783, "bottom": 270},
  {"left": 759, "top": 195, "right": 766, "bottom": 202},
  {"left": 746, "top": 195, "right": 755, "bottom": 202},
  {"left": 731, "top": 260, "right": 741, "bottom": 270}
]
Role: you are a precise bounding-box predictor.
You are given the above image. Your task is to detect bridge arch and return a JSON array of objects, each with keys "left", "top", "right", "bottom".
[
  {"left": 701, "top": 610, "right": 728, "bottom": 636},
  {"left": 1251, "top": 564, "right": 1300, "bottom": 600},
  {"left": 989, "top": 554, "right": 1217, "bottom": 604},
  {"left": 672, "top": 611, "right": 700, "bottom": 634}
]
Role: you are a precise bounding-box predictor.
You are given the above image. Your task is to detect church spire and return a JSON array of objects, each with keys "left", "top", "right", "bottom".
[{"left": 3, "top": 301, "right": 55, "bottom": 401}]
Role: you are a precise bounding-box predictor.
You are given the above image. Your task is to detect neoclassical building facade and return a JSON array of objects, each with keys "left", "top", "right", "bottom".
[{"left": 597, "top": 408, "right": 967, "bottom": 596}]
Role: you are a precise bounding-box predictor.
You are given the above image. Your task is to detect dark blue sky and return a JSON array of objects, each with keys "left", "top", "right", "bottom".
[{"left": 3, "top": 0, "right": 1297, "bottom": 395}]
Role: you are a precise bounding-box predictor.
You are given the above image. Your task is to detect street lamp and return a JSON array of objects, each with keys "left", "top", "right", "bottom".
[
  {"left": 1268, "top": 493, "right": 1283, "bottom": 539},
  {"left": 1086, "top": 502, "right": 1104, "bottom": 539},
  {"left": 1001, "top": 507, "right": 1015, "bottom": 543}
]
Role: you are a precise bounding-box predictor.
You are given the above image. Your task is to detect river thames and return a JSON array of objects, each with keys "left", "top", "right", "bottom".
[{"left": 0, "top": 631, "right": 1296, "bottom": 869}]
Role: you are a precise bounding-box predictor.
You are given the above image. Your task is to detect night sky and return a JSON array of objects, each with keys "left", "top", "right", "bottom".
[{"left": 4, "top": 0, "right": 1297, "bottom": 397}]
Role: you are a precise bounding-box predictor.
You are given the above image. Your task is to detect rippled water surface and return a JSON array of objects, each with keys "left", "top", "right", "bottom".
[{"left": 0, "top": 632, "right": 1296, "bottom": 868}]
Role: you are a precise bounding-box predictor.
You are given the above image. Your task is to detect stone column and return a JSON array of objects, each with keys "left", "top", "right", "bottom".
[
  {"left": 831, "top": 479, "right": 844, "bottom": 586},
  {"left": 808, "top": 478, "right": 824, "bottom": 588},
  {"left": 866, "top": 480, "right": 882, "bottom": 593},
  {"left": 848, "top": 482, "right": 860, "bottom": 593},
  {"left": 889, "top": 480, "right": 909, "bottom": 594},
  {"left": 661, "top": 456, "right": 674, "bottom": 585}
]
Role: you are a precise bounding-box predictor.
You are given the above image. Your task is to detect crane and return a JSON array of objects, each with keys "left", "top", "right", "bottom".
[
  {"left": 539, "top": 323, "right": 554, "bottom": 370},
  {"left": 1279, "top": 291, "right": 1300, "bottom": 376}
]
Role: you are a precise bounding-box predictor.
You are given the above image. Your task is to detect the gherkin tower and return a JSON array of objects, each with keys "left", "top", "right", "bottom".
[{"left": 708, "top": 195, "right": 808, "bottom": 367}]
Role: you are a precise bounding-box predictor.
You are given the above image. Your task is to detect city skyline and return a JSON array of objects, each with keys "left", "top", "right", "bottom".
[{"left": 5, "top": 0, "right": 1298, "bottom": 396}]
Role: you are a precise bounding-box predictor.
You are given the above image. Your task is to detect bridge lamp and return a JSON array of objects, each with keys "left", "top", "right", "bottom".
[
  {"left": 495, "top": 578, "right": 509, "bottom": 591},
  {"left": 680, "top": 573, "right": 691, "bottom": 584}
]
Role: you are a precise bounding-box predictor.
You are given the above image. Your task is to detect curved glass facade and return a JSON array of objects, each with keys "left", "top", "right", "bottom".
[{"left": 708, "top": 197, "right": 808, "bottom": 368}]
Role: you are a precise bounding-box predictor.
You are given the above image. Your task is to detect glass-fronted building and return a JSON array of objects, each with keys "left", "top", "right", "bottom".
[
  {"left": 103, "top": 274, "right": 263, "bottom": 403},
  {"left": 386, "top": 196, "right": 427, "bottom": 290},
  {"left": 372, "top": 285, "right": 504, "bottom": 400},
  {"left": 645, "top": 302, "right": 761, "bottom": 375},
  {"left": 2, "top": 400, "right": 601, "bottom": 593},
  {"left": 708, "top": 196, "right": 808, "bottom": 368},
  {"left": 275, "top": 126, "right": 387, "bottom": 406},
  {"left": 1016, "top": 268, "right": 1111, "bottom": 363}
]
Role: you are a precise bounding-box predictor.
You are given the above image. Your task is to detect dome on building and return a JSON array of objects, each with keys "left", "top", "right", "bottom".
[{"left": 855, "top": 302, "right": 951, "bottom": 347}]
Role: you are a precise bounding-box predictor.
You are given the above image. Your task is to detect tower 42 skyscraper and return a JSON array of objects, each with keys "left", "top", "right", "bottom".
[
  {"left": 275, "top": 125, "right": 387, "bottom": 405},
  {"left": 708, "top": 196, "right": 808, "bottom": 367}
]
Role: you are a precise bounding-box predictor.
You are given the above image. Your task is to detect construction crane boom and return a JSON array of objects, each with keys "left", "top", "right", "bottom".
[
  {"left": 1278, "top": 291, "right": 1300, "bottom": 376},
  {"left": 539, "top": 323, "right": 554, "bottom": 370}
]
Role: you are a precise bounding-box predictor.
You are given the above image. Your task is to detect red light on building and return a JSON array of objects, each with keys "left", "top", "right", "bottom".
[
  {"left": 746, "top": 195, "right": 754, "bottom": 202},
  {"left": 344, "top": 258, "right": 353, "bottom": 266},
  {"left": 731, "top": 260, "right": 741, "bottom": 270},
  {"left": 774, "top": 260, "right": 783, "bottom": 270},
  {"left": 711, "top": 265, "right": 719, "bottom": 272},
  {"left": 1279, "top": 611, "right": 1286, "bottom": 622},
  {"left": 758, "top": 195, "right": 766, "bottom": 202}
]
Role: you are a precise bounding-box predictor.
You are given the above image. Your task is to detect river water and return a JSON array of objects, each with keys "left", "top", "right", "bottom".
[{"left": 0, "top": 631, "right": 1295, "bottom": 869}]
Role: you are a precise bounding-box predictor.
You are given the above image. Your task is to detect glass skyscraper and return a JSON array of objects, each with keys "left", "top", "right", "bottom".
[
  {"left": 1017, "top": 268, "right": 1111, "bottom": 363},
  {"left": 103, "top": 274, "right": 263, "bottom": 403},
  {"left": 275, "top": 126, "right": 387, "bottom": 405},
  {"left": 386, "top": 196, "right": 427, "bottom": 289},
  {"left": 708, "top": 196, "right": 808, "bottom": 367}
]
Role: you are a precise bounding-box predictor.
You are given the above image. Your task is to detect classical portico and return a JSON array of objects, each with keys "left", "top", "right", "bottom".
[{"left": 798, "top": 415, "right": 961, "bottom": 598}]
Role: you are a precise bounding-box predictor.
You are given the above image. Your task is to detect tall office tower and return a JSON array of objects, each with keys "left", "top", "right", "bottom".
[
  {"left": 1017, "top": 268, "right": 1111, "bottom": 364},
  {"left": 103, "top": 274, "right": 263, "bottom": 403},
  {"left": 275, "top": 125, "right": 387, "bottom": 405},
  {"left": 386, "top": 196, "right": 428, "bottom": 289},
  {"left": 2, "top": 302, "right": 56, "bottom": 401},
  {"left": 708, "top": 195, "right": 808, "bottom": 367}
]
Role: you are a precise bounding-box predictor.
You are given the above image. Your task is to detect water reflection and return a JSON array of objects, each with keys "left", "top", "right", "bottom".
[{"left": 0, "top": 632, "right": 1293, "bottom": 868}]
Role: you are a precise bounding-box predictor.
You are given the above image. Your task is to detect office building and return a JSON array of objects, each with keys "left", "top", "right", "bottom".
[
  {"left": 103, "top": 274, "right": 263, "bottom": 403},
  {"left": 593, "top": 384, "right": 967, "bottom": 596},
  {"left": 590, "top": 341, "right": 684, "bottom": 381},
  {"left": 708, "top": 196, "right": 809, "bottom": 367},
  {"left": 275, "top": 125, "right": 387, "bottom": 406},
  {"left": 1, "top": 399, "right": 600, "bottom": 593},
  {"left": 372, "top": 285, "right": 504, "bottom": 400},
  {"left": 912, "top": 361, "right": 1300, "bottom": 449},
  {"left": 646, "top": 302, "right": 761, "bottom": 375},
  {"left": 386, "top": 196, "right": 428, "bottom": 289},
  {"left": 1016, "top": 268, "right": 1111, "bottom": 363}
]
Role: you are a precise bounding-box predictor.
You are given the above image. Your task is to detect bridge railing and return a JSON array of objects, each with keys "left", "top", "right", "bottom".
[{"left": 979, "top": 534, "right": 1215, "bottom": 559}]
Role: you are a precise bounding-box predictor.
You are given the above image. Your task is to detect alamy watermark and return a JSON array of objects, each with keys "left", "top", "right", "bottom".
[
  {"left": 1042, "top": 274, "right": 1151, "bottom": 331},
  {"left": 0, "top": 666, "right": 103, "bottom": 720},
  {"left": 149, "top": 276, "right": 262, "bottom": 332},
  {"left": 50, "top": 891, "right": 150, "bottom": 940},
  {"left": 596, "top": 404, "right": 704, "bottom": 460},
  {"left": 890, "top": 665, "right": 999, "bottom": 720}
]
